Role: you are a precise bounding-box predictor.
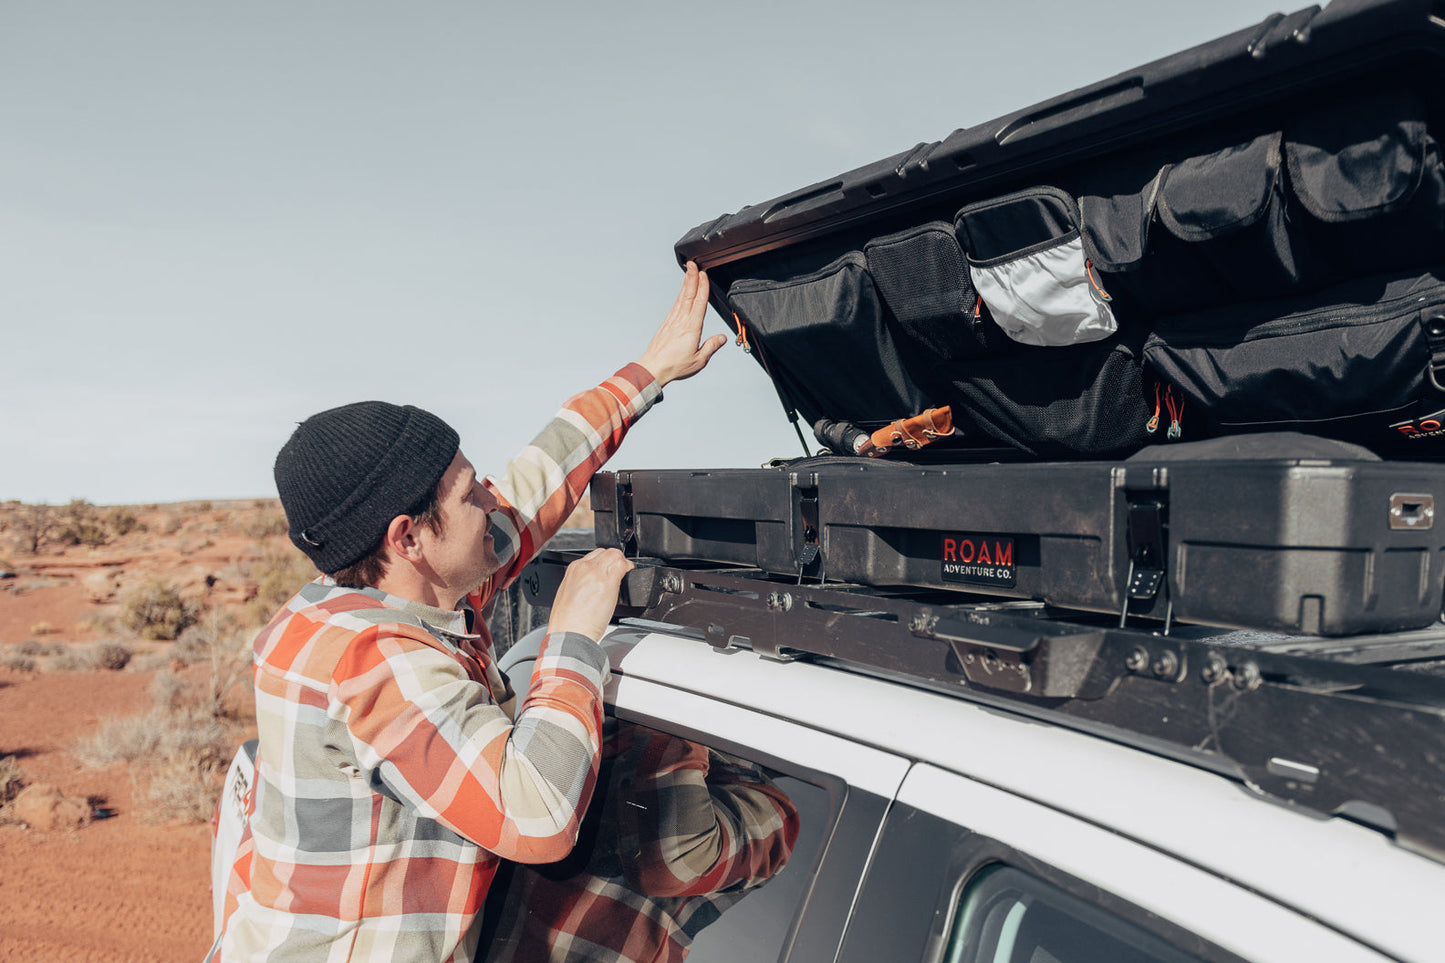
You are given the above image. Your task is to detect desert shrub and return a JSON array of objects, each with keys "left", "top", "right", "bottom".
[
  {"left": 128, "top": 650, "right": 173, "bottom": 673},
  {"left": 28, "top": 621, "right": 52, "bottom": 637},
  {"left": 73, "top": 704, "right": 234, "bottom": 824},
  {"left": 97, "top": 642, "right": 133, "bottom": 671},
  {"left": 0, "top": 651, "right": 36, "bottom": 672},
  {"left": 16, "top": 639, "right": 64, "bottom": 658},
  {"left": 120, "top": 579, "right": 202, "bottom": 641},
  {"left": 51, "top": 644, "right": 104, "bottom": 671},
  {"left": 169, "top": 613, "right": 251, "bottom": 718},
  {"left": 241, "top": 510, "right": 288, "bottom": 539},
  {"left": 5, "top": 502, "right": 57, "bottom": 554},
  {"left": 0, "top": 755, "right": 24, "bottom": 804},
  {"left": 149, "top": 669, "right": 189, "bottom": 710},
  {"left": 104, "top": 507, "right": 142, "bottom": 537},
  {"left": 141, "top": 751, "right": 226, "bottom": 823},
  {"left": 245, "top": 543, "right": 316, "bottom": 626},
  {"left": 55, "top": 499, "right": 109, "bottom": 547},
  {"left": 0, "top": 755, "right": 26, "bottom": 823}
]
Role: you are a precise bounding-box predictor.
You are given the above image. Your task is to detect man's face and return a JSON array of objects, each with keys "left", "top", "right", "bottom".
[{"left": 417, "top": 450, "right": 502, "bottom": 602}]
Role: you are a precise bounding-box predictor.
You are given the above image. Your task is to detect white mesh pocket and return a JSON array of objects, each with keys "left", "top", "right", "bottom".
[{"left": 957, "top": 186, "right": 1118, "bottom": 347}]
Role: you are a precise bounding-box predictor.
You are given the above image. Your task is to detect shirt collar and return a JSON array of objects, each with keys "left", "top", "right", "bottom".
[{"left": 320, "top": 577, "right": 479, "bottom": 644}]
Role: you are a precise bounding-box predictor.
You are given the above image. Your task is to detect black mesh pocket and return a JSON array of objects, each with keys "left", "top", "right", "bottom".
[
  {"left": 864, "top": 222, "right": 1007, "bottom": 359},
  {"left": 944, "top": 337, "right": 1152, "bottom": 458},
  {"left": 727, "top": 252, "right": 930, "bottom": 428}
]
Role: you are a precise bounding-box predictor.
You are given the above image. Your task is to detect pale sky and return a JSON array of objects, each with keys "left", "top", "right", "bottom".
[{"left": 1, "top": 0, "right": 1289, "bottom": 505}]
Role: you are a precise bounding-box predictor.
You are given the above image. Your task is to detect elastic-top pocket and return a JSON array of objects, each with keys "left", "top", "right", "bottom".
[
  {"left": 1285, "top": 87, "right": 1445, "bottom": 280},
  {"left": 955, "top": 187, "right": 1117, "bottom": 348},
  {"left": 1153, "top": 130, "right": 1301, "bottom": 303},
  {"left": 727, "top": 252, "right": 930, "bottom": 429},
  {"left": 940, "top": 335, "right": 1152, "bottom": 458},
  {"left": 864, "top": 221, "right": 1008, "bottom": 360},
  {"left": 1144, "top": 267, "right": 1445, "bottom": 445}
]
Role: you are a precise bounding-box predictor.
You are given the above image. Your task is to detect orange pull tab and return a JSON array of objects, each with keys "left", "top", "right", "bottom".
[
  {"left": 732, "top": 312, "right": 752, "bottom": 353},
  {"left": 1086, "top": 259, "right": 1113, "bottom": 303}
]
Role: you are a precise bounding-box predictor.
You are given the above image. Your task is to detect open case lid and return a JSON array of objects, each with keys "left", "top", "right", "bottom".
[
  {"left": 670, "top": 0, "right": 1445, "bottom": 461},
  {"left": 677, "top": 0, "right": 1445, "bottom": 273}
]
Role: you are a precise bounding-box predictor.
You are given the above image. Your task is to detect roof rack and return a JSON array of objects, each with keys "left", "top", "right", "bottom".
[{"left": 522, "top": 551, "right": 1445, "bottom": 865}]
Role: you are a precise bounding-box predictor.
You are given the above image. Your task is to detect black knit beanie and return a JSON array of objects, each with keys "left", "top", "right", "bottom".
[{"left": 273, "top": 401, "right": 460, "bottom": 574}]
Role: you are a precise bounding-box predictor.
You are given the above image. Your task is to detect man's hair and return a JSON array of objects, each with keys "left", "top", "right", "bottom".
[{"left": 331, "top": 482, "right": 446, "bottom": 588}]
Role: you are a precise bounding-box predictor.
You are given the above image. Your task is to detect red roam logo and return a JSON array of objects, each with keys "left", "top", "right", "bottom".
[
  {"left": 1392, "top": 408, "right": 1445, "bottom": 441},
  {"left": 941, "top": 534, "right": 1016, "bottom": 588}
]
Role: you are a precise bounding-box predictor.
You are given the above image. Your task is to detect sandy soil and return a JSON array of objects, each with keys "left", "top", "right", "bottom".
[{"left": 0, "top": 500, "right": 286, "bottom": 961}]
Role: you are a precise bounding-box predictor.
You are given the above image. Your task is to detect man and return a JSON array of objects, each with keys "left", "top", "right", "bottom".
[{"left": 210, "top": 264, "right": 725, "bottom": 962}]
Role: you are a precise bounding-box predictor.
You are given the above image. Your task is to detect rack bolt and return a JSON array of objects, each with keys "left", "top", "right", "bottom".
[
  {"left": 1125, "top": 646, "right": 1149, "bottom": 673},
  {"left": 1152, "top": 650, "right": 1180, "bottom": 679},
  {"left": 1201, "top": 653, "right": 1227, "bottom": 685},
  {"left": 1231, "top": 661, "right": 1263, "bottom": 692},
  {"left": 662, "top": 574, "right": 682, "bottom": 595}
]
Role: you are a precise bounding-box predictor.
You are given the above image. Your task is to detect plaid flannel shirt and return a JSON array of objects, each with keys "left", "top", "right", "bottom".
[
  {"left": 210, "top": 364, "right": 660, "bottom": 962},
  {"left": 482, "top": 723, "right": 801, "bottom": 963}
]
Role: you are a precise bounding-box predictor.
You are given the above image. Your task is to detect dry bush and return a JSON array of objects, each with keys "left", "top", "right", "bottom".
[
  {"left": 51, "top": 644, "right": 104, "bottom": 672},
  {"left": 120, "top": 578, "right": 202, "bottom": 640},
  {"left": 98, "top": 642, "right": 133, "bottom": 671},
  {"left": 168, "top": 613, "right": 252, "bottom": 718},
  {"left": 0, "top": 755, "right": 24, "bottom": 804},
  {"left": 55, "top": 499, "right": 111, "bottom": 547},
  {"left": 28, "top": 621, "right": 53, "bottom": 637},
  {"left": 4, "top": 502, "right": 58, "bottom": 554},
  {"left": 72, "top": 704, "right": 234, "bottom": 824},
  {"left": 0, "top": 755, "right": 26, "bottom": 824},
  {"left": 241, "top": 509, "right": 288, "bottom": 539},
  {"left": 0, "top": 650, "right": 36, "bottom": 672},
  {"left": 16, "top": 639, "right": 64, "bottom": 657},
  {"left": 104, "top": 507, "right": 142, "bottom": 537},
  {"left": 244, "top": 542, "right": 316, "bottom": 626},
  {"left": 141, "top": 752, "right": 226, "bottom": 823},
  {"left": 74, "top": 705, "right": 229, "bottom": 768},
  {"left": 49, "top": 642, "right": 130, "bottom": 672}
]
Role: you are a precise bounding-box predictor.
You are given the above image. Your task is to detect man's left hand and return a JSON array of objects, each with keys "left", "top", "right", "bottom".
[{"left": 637, "top": 262, "right": 728, "bottom": 387}]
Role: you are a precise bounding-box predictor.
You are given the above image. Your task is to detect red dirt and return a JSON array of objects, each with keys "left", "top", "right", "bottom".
[
  {"left": 0, "top": 500, "right": 284, "bottom": 961},
  {"left": 0, "top": 668, "right": 218, "bottom": 961}
]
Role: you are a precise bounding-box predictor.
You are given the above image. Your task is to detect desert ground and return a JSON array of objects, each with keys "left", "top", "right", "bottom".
[{"left": 0, "top": 498, "right": 588, "bottom": 961}]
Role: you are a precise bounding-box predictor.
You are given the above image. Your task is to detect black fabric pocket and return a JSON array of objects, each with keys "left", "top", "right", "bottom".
[
  {"left": 1082, "top": 87, "right": 1445, "bottom": 316},
  {"left": 955, "top": 187, "right": 1118, "bottom": 347},
  {"left": 1144, "top": 267, "right": 1445, "bottom": 446},
  {"left": 727, "top": 253, "right": 930, "bottom": 428},
  {"left": 1285, "top": 87, "right": 1445, "bottom": 280},
  {"left": 864, "top": 221, "right": 1007, "bottom": 359},
  {"left": 1154, "top": 131, "right": 1301, "bottom": 301},
  {"left": 942, "top": 335, "right": 1152, "bottom": 458}
]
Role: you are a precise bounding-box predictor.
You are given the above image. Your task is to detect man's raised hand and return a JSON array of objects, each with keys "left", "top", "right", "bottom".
[{"left": 637, "top": 262, "right": 728, "bottom": 388}]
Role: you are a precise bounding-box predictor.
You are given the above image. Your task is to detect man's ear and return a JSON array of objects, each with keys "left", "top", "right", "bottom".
[{"left": 382, "top": 514, "right": 425, "bottom": 565}]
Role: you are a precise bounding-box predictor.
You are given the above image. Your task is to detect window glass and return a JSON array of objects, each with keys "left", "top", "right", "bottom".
[
  {"left": 480, "top": 718, "right": 832, "bottom": 963},
  {"left": 946, "top": 865, "right": 1204, "bottom": 963}
]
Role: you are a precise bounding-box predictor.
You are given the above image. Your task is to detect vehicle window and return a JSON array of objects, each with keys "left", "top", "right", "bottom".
[
  {"left": 480, "top": 718, "right": 833, "bottom": 963},
  {"left": 946, "top": 864, "right": 1203, "bottom": 963}
]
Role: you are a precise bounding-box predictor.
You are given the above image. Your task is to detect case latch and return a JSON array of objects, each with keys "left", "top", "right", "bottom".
[{"left": 1120, "top": 498, "right": 1171, "bottom": 630}]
